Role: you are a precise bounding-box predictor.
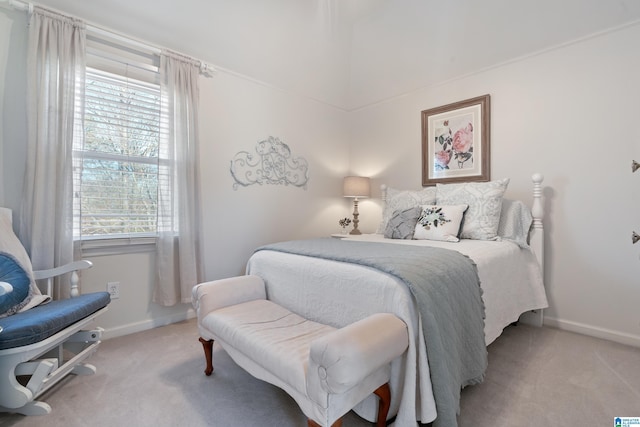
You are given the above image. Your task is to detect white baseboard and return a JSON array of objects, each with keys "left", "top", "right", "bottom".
[
  {"left": 544, "top": 316, "right": 640, "bottom": 348},
  {"left": 101, "top": 308, "right": 196, "bottom": 340}
]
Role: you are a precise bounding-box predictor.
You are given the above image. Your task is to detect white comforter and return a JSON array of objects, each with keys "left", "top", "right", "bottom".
[{"left": 246, "top": 234, "right": 548, "bottom": 426}]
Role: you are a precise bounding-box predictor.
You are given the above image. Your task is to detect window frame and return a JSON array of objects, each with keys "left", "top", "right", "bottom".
[{"left": 73, "top": 32, "right": 162, "bottom": 255}]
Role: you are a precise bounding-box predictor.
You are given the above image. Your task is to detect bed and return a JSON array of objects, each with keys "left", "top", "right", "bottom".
[{"left": 245, "top": 175, "right": 548, "bottom": 427}]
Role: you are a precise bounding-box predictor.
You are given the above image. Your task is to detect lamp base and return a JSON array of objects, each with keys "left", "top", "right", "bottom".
[{"left": 350, "top": 199, "right": 361, "bottom": 235}]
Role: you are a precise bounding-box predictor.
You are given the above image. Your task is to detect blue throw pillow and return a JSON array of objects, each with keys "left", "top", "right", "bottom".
[{"left": 0, "top": 253, "right": 32, "bottom": 316}]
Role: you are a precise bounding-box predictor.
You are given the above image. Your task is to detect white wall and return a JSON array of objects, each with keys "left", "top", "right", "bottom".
[
  {"left": 350, "top": 23, "right": 640, "bottom": 346},
  {"left": 347, "top": 0, "right": 640, "bottom": 110},
  {"left": 197, "top": 69, "right": 351, "bottom": 281},
  {"left": 0, "top": 6, "right": 351, "bottom": 338}
]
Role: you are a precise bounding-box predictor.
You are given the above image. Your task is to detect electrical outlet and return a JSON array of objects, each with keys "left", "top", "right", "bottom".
[{"left": 107, "top": 282, "right": 120, "bottom": 299}]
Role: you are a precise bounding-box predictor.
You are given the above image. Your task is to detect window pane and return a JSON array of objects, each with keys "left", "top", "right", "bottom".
[
  {"left": 79, "top": 158, "right": 158, "bottom": 236},
  {"left": 74, "top": 67, "right": 161, "bottom": 240},
  {"left": 84, "top": 72, "right": 160, "bottom": 158}
]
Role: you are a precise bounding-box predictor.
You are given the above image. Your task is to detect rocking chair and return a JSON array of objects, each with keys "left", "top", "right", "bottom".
[{"left": 0, "top": 208, "right": 110, "bottom": 415}]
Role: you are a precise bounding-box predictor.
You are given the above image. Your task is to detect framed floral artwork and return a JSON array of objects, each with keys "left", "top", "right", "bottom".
[{"left": 421, "top": 94, "right": 490, "bottom": 186}]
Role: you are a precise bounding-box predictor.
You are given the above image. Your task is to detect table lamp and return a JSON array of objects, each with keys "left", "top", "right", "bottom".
[{"left": 343, "top": 176, "right": 370, "bottom": 235}]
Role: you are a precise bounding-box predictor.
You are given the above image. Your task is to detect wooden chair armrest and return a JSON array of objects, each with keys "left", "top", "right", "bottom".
[
  {"left": 33, "top": 260, "right": 93, "bottom": 297},
  {"left": 32, "top": 260, "right": 93, "bottom": 280}
]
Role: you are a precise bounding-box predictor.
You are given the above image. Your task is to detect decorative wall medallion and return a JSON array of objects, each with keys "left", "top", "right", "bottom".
[{"left": 230, "top": 136, "right": 309, "bottom": 190}]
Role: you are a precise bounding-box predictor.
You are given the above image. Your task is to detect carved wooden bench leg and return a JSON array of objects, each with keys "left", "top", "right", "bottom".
[
  {"left": 307, "top": 382, "right": 390, "bottom": 427},
  {"left": 198, "top": 337, "right": 214, "bottom": 376},
  {"left": 374, "top": 383, "right": 391, "bottom": 427}
]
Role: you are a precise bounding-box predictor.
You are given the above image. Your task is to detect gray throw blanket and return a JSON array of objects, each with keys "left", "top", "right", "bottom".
[{"left": 256, "top": 238, "right": 487, "bottom": 427}]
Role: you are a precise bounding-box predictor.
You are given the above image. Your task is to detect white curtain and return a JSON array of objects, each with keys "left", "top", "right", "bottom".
[
  {"left": 20, "top": 7, "right": 86, "bottom": 299},
  {"left": 154, "top": 50, "right": 203, "bottom": 306}
]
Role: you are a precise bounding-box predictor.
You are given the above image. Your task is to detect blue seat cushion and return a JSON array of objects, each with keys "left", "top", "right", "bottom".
[{"left": 0, "top": 292, "right": 110, "bottom": 350}]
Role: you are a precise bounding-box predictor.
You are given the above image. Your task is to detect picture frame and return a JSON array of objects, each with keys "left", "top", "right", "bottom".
[{"left": 421, "top": 94, "right": 490, "bottom": 186}]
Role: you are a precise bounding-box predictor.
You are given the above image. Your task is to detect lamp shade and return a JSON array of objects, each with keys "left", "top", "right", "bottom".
[{"left": 343, "top": 176, "right": 370, "bottom": 198}]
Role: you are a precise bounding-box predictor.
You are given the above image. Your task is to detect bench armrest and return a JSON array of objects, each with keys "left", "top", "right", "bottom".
[
  {"left": 307, "top": 313, "right": 408, "bottom": 396},
  {"left": 192, "top": 275, "right": 266, "bottom": 324}
]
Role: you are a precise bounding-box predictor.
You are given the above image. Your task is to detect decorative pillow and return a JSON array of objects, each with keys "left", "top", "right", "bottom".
[
  {"left": 384, "top": 206, "right": 422, "bottom": 240},
  {"left": 0, "top": 209, "right": 34, "bottom": 318},
  {"left": 497, "top": 199, "right": 533, "bottom": 248},
  {"left": 436, "top": 178, "right": 510, "bottom": 240},
  {"left": 413, "top": 204, "right": 468, "bottom": 242},
  {"left": 377, "top": 186, "right": 437, "bottom": 234},
  {"left": 0, "top": 255, "right": 32, "bottom": 317},
  {"left": 0, "top": 208, "right": 48, "bottom": 318}
]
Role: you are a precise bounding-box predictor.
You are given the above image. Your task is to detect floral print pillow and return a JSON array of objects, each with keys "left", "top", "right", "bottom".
[{"left": 413, "top": 204, "right": 468, "bottom": 242}]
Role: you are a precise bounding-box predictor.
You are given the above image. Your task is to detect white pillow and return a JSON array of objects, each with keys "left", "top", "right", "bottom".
[
  {"left": 377, "top": 186, "right": 437, "bottom": 234},
  {"left": 414, "top": 204, "right": 468, "bottom": 242},
  {"left": 497, "top": 199, "right": 533, "bottom": 248},
  {"left": 436, "top": 178, "right": 509, "bottom": 240}
]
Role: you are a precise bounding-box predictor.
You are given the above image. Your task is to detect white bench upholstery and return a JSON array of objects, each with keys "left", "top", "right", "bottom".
[{"left": 193, "top": 275, "right": 409, "bottom": 427}]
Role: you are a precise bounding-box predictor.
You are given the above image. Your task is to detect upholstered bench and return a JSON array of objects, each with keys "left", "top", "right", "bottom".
[{"left": 193, "top": 275, "right": 409, "bottom": 427}]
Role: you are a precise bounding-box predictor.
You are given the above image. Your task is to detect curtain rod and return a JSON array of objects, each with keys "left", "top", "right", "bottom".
[{"left": 2, "top": 0, "right": 216, "bottom": 77}]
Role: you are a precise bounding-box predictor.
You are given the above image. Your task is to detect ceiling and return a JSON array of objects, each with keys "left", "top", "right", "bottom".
[
  {"left": 346, "top": 0, "right": 640, "bottom": 109},
  {"left": 23, "top": 0, "right": 640, "bottom": 110}
]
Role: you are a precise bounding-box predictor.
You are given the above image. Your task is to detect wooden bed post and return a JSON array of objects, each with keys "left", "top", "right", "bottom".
[
  {"left": 380, "top": 184, "right": 388, "bottom": 204},
  {"left": 530, "top": 173, "right": 544, "bottom": 271},
  {"left": 520, "top": 173, "right": 545, "bottom": 328}
]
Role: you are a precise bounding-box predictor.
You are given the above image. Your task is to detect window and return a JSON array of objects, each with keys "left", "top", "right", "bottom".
[{"left": 73, "top": 33, "right": 162, "bottom": 250}]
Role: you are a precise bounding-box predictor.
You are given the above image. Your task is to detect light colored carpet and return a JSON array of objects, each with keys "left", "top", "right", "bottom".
[{"left": 1, "top": 319, "right": 638, "bottom": 427}]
